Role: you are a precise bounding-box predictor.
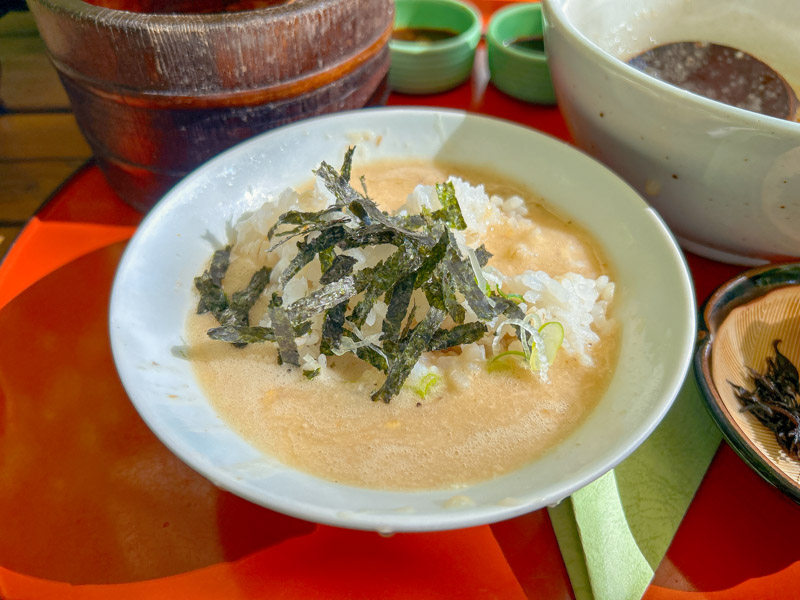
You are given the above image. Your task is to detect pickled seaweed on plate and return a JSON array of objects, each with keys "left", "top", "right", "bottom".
[{"left": 731, "top": 340, "right": 800, "bottom": 458}]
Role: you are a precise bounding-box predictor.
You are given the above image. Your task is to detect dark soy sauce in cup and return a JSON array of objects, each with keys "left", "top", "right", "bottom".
[
  {"left": 504, "top": 35, "right": 545, "bottom": 54},
  {"left": 392, "top": 27, "right": 460, "bottom": 43}
]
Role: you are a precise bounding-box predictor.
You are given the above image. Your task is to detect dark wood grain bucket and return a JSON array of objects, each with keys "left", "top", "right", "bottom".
[{"left": 27, "top": 0, "right": 393, "bottom": 211}]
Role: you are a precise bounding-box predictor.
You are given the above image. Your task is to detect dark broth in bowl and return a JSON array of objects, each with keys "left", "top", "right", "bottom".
[{"left": 627, "top": 41, "right": 799, "bottom": 121}]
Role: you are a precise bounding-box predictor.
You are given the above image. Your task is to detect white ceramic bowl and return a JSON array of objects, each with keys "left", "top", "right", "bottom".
[
  {"left": 109, "top": 107, "right": 695, "bottom": 532},
  {"left": 542, "top": 0, "right": 800, "bottom": 266}
]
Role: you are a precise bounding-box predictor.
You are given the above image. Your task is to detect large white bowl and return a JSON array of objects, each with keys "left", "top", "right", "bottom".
[
  {"left": 109, "top": 107, "right": 695, "bottom": 532},
  {"left": 542, "top": 0, "right": 800, "bottom": 266}
]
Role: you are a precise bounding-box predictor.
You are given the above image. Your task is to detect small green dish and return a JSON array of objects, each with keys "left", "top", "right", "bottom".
[
  {"left": 389, "top": 0, "right": 482, "bottom": 95},
  {"left": 486, "top": 2, "right": 556, "bottom": 104}
]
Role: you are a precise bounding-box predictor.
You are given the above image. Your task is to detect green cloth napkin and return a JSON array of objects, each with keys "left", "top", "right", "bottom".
[{"left": 548, "top": 369, "right": 722, "bottom": 600}]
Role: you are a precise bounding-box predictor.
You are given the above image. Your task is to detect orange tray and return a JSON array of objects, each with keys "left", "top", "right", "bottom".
[{"left": 2, "top": 63, "right": 800, "bottom": 600}]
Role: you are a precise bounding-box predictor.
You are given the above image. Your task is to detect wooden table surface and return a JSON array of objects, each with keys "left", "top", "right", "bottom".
[{"left": 0, "top": 9, "right": 92, "bottom": 260}]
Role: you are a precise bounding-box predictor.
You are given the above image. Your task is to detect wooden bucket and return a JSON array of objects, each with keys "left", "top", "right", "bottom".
[{"left": 27, "top": 0, "right": 394, "bottom": 211}]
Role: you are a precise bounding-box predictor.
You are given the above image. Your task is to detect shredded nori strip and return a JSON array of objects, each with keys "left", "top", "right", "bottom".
[
  {"left": 422, "top": 277, "right": 447, "bottom": 311},
  {"left": 428, "top": 322, "right": 488, "bottom": 352},
  {"left": 490, "top": 294, "right": 526, "bottom": 321},
  {"left": 195, "top": 253, "right": 269, "bottom": 335},
  {"left": 208, "top": 325, "right": 275, "bottom": 344},
  {"left": 413, "top": 229, "right": 449, "bottom": 289},
  {"left": 433, "top": 181, "right": 467, "bottom": 230},
  {"left": 267, "top": 206, "right": 346, "bottom": 239},
  {"left": 382, "top": 272, "right": 417, "bottom": 356},
  {"left": 444, "top": 248, "right": 496, "bottom": 320},
  {"left": 475, "top": 244, "right": 492, "bottom": 268},
  {"left": 319, "top": 301, "right": 348, "bottom": 356},
  {"left": 279, "top": 226, "right": 348, "bottom": 287},
  {"left": 440, "top": 268, "right": 466, "bottom": 324},
  {"left": 195, "top": 272, "right": 230, "bottom": 319},
  {"left": 355, "top": 345, "right": 389, "bottom": 373},
  {"left": 318, "top": 247, "right": 336, "bottom": 274},
  {"left": 286, "top": 274, "right": 360, "bottom": 325},
  {"left": 349, "top": 245, "right": 423, "bottom": 328},
  {"left": 341, "top": 329, "right": 389, "bottom": 373},
  {"left": 208, "top": 246, "right": 231, "bottom": 287},
  {"left": 314, "top": 157, "right": 434, "bottom": 246},
  {"left": 313, "top": 160, "right": 357, "bottom": 208},
  {"left": 399, "top": 304, "right": 418, "bottom": 346},
  {"left": 338, "top": 224, "right": 403, "bottom": 250},
  {"left": 340, "top": 146, "right": 355, "bottom": 182},
  {"left": 372, "top": 307, "right": 447, "bottom": 403},
  {"left": 320, "top": 254, "right": 359, "bottom": 285},
  {"left": 303, "top": 368, "right": 321, "bottom": 380},
  {"left": 268, "top": 293, "right": 300, "bottom": 367},
  {"left": 227, "top": 267, "right": 271, "bottom": 324},
  {"left": 208, "top": 320, "right": 311, "bottom": 345},
  {"left": 195, "top": 246, "right": 232, "bottom": 316},
  {"left": 347, "top": 194, "right": 435, "bottom": 246},
  {"left": 394, "top": 213, "right": 428, "bottom": 231}
]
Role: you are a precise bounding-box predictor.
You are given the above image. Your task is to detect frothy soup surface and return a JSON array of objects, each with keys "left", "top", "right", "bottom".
[{"left": 187, "top": 160, "right": 619, "bottom": 490}]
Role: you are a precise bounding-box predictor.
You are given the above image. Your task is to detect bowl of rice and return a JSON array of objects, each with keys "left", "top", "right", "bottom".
[{"left": 109, "top": 107, "right": 695, "bottom": 532}]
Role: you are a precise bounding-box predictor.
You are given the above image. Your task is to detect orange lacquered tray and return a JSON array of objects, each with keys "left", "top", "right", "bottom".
[{"left": 2, "top": 55, "right": 800, "bottom": 600}]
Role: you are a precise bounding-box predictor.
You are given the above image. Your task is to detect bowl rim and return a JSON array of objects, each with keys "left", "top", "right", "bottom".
[
  {"left": 486, "top": 2, "right": 548, "bottom": 63},
  {"left": 109, "top": 106, "right": 696, "bottom": 531},
  {"left": 31, "top": 0, "right": 356, "bottom": 25},
  {"left": 541, "top": 0, "right": 800, "bottom": 132},
  {"left": 389, "top": 0, "right": 482, "bottom": 53},
  {"left": 695, "top": 262, "right": 800, "bottom": 504}
]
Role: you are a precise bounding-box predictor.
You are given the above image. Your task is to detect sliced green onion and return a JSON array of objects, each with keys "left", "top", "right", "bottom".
[
  {"left": 495, "top": 286, "right": 524, "bottom": 304},
  {"left": 487, "top": 350, "right": 527, "bottom": 373},
  {"left": 539, "top": 321, "right": 564, "bottom": 365},
  {"left": 500, "top": 315, "right": 541, "bottom": 362},
  {"left": 413, "top": 373, "right": 441, "bottom": 398},
  {"left": 529, "top": 321, "right": 564, "bottom": 372},
  {"left": 522, "top": 311, "right": 542, "bottom": 330},
  {"left": 488, "top": 319, "right": 563, "bottom": 376}
]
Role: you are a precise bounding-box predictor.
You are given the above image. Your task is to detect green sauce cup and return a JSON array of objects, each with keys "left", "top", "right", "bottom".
[
  {"left": 487, "top": 2, "right": 556, "bottom": 104},
  {"left": 389, "top": 0, "right": 482, "bottom": 95}
]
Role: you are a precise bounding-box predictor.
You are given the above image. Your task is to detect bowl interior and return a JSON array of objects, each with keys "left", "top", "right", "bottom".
[{"left": 109, "top": 107, "right": 695, "bottom": 532}]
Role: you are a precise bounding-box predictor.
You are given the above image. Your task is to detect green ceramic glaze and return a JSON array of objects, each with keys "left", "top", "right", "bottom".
[
  {"left": 389, "top": 0, "right": 482, "bottom": 95},
  {"left": 486, "top": 2, "right": 556, "bottom": 104}
]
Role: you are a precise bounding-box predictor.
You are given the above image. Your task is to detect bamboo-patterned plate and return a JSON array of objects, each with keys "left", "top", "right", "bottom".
[{"left": 695, "top": 263, "right": 800, "bottom": 503}]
